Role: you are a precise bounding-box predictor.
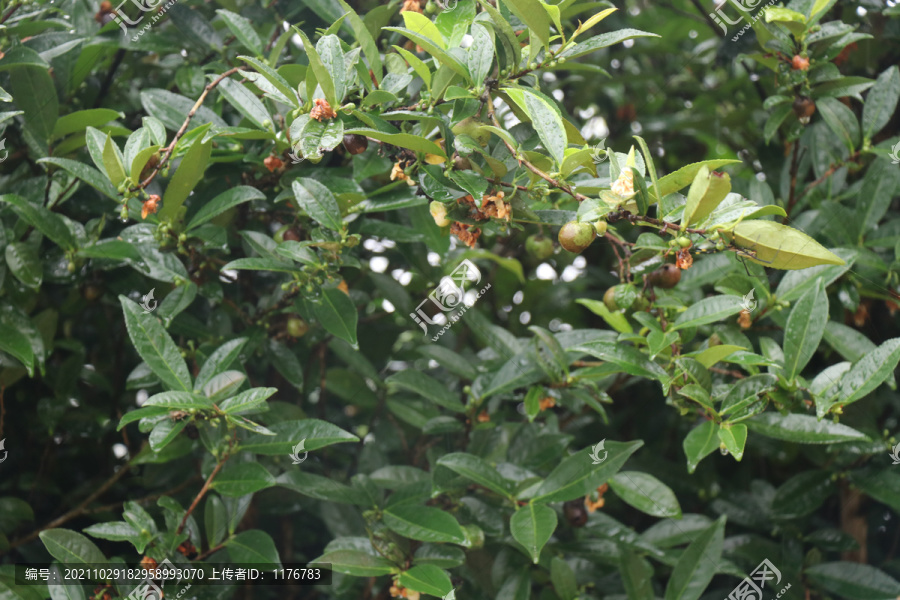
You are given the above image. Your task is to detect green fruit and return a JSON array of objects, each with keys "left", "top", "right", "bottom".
[
  {"left": 451, "top": 117, "right": 490, "bottom": 147},
  {"left": 677, "top": 236, "right": 692, "bottom": 248},
  {"left": 558, "top": 221, "right": 596, "bottom": 253},
  {"left": 525, "top": 234, "right": 554, "bottom": 260},
  {"left": 603, "top": 286, "right": 618, "bottom": 311},
  {"left": 593, "top": 220, "right": 608, "bottom": 236},
  {"left": 287, "top": 317, "right": 309, "bottom": 338}
]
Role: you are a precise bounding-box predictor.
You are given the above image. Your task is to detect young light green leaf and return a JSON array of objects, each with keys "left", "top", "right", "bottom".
[
  {"left": 510, "top": 502, "right": 557, "bottom": 564},
  {"left": 716, "top": 423, "right": 747, "bottom": 461},
  {"left": 158, "top": 134, "right": 213, "bottom": 221},
  {"left": 731, "top": 220, "right": 846, "bottom": 270},
  {"left": 504, "top": 88, "right": 566, "bottom": 166}
]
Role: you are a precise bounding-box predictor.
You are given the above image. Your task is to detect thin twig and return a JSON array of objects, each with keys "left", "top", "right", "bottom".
[
  {"left": 4, "top": 462, "right": 134, "bottom": 554},
  {"left": 486, "top": 93, "right": 589, "bottom": 203},
  {"left": 176, "top": 460, "right": 226, "bottom": 536},
  {"left": 133, "top": 67, "right": 242, "bottom": 191}
]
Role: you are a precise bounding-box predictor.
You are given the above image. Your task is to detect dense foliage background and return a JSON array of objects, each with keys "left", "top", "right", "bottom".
[{"left": 1, "top": 0, "right": 900, "bottom": 598}]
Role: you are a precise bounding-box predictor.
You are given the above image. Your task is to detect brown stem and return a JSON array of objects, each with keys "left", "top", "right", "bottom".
[
  {"left": 176, "top": 460, "right": 226, "bottom": 536},
  {"left": 0, "top": 2, "right": 21, "bottom": 24},
  {"left": 486, "top": 93, "right": 589, "bottom": 202},
  {"left": 133, "top": 67, "right": 243, "bottom": 192}
]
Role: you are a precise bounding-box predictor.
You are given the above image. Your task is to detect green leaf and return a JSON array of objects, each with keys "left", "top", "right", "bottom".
[
  {"left": 805, "top": 562, "right": 900, "bottom": 600},
  {"left": 239, "top": 418, "right": 359, "bottom": 454},
  {"left": 386, "top": 371, "right": 466, "bottom": 412},
  {"left": 292, "top": 178, "right": 343, "bottom": 231},
  {"left": 83, "top": 522, "right": 140, "bottom": 544},
  {"left": 297, "top": 116, "right": 345, "bottom": 160},
  {"left": 571, "top": 341, "right": 666, "bottom": 381},
  {"left": 218, "top": 77, "right": 272, "bottom": 131},
  {"left": 38, "top": 157, "right": 119, "bottom": 201},
  {"left": 140, "top": 89, "right": 226, "bottom": 132},
  {"left": 144, "top": 391, "right": 213, "bottom": 410},
  {"left": 682, "top": 166, "right": 731, "bottom": 226},
  {"left": 731, "top": 220, "right": 845, "bottom": 270},
  {"left": 560, "top": 29, "right": 660, "bottom": 60},
  {"left": 437, "top": 453, "right": 514, "bottom": 497},
  {"left": 39, "top": 529, "right": 107, "bottom": 565},
  {"left": 664, "top": 516, "right": 725, "bottom": 600},
  {"left": 310, "top": 550, "right": 398, "bottom": 576},
  {"left": 619, "top": 550, "right": 655, "bottom": 600},
  {"left": 194, "top": 338, "right": 249, "bottom": 391},
  {"left": 397, "top": 564, "right": 453, "bottom": 597},
  {"left": 651, "top": 159, "right": 741, "bottom": 201},
  {"left": 498, "top": 0, "right": 550, "bottom": 49},
  {"left": 467, "top": 23, "right": 494, "bottom": 85},
  {"left": 219, "top": 387, "right": 277, "bottom": 415},
  {"left": 532, "top": 440, "right": 643, "bottom": 503},
  {"left": 817, "top": 98, "right": 859, "bottom": 151},
  {"left": 862, "top": 66, "right": 900, "bottom": 139},
  {"left": 716, "top": 423, "right": 747, "bottom": 461},
  {"left": 0, "top": 322, "right": 35, "bottom": 376},
  {"left": 158, "top": 134, "right": 212, "bottom": 221},
  {"left": 186, "top": 186, "right": 265, "bottom": 231},
  {"left": 226, "top": 530, "right": 282, "bottom": 568},
  {"left": 551, "top": 556, "right": 578, "bottom": 600},
  {"left": 119, "top": 296, "right": 192, "bottom": 392},
  {"left": 312, "top": 287, "right": 358, "bottom": 346},
  {"left": 277, "top": 471, "right": 360, "bottom": 504},
  {"left": 672, "top": 295, "right": 745, "bottom": 331},
  {"left": 771, "top": 470, "right": 834, "bottom": 519},
  {"left": 401, "top": 11, "right": 446, "bottom": 49},
  {"left": 9, "top": 65, "right": 58, "bottom": 141},
  {"left": 216, "top": 9, "right": 263, "bottom": 56},
  {"left": 336, "top": 0, "right": 382, "bottom": 85},
  {"left": 834, "top": 337, "right": 900, "bottom": 408},
  {"left": 101, "top": 134, "right": 127, "bottom": 187},
  {"left": 510, "top": 502, "right": 557, "bottom": 563},
  {"left": 0, "top": 46, "right": 50, "bottom": 71},
  {"left": 52, "top": 108, "right": 121, "bottom": 139},
  {"left": 746, "top": 413, "right": 868, "bottom": 444},
  {"left": 858, "top": 158, "right": 900, "bottom": 240},
  {"left": 293, "top": 28, "right": 337, "bottom": 107},
  {"left": 682, "top": 420, "right": 719, "bottom": 474},
  {"left": 382, "top": 27, "right": 468, "bottom": 78},
  {"left": 343, "top": 128, "right": 445, "bottom": 156},
  {"left": 209, "top": 462, "right": 276, "bottom": 497},
  {"left": 0, "top": 194, "right": 76, "bottom": 250},
  {"left": 783, "top": 279, "right": 828, "bottom": 380},
  {"left": 384, "top": 506, "right": 466, "bottom": 544},
  {"left": 504, "top": 88, "right": 566, "bottom": 166},
  {"left": 609, "top": 471, "right": 682, "bottom": 518},
  {"left": 576, "top": 299, "right": 632, "bottom": 334},
  {"left": 6, "top": 242, "right": 42, "bottom": 289}
]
